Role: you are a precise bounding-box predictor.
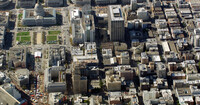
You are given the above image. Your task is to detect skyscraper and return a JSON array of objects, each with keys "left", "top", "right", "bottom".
[{"left": 108, "top": 5, "right": 125, "bottom": 41}]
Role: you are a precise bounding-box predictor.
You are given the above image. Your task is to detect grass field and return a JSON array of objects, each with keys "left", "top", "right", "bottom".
[
  {"left": 47, "top": 36, "right": 57, "bottom": 41},
  {"left": 20, "top": 36, "right": 31, "bottom": 42},
  {"left": 16, "top": 37, "right": 20, "bottom": 41},
  {"left": 17, "top": 32, "right": 30, "bottom": 36},
  {"left": 48, "top": 31, "right": 61, "bottom": 35},
  {"left": 18, "top": 14, "right": 23, "bottom": 20}
]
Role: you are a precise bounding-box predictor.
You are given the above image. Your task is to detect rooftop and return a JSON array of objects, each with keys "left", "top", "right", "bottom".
[{"left": 109, "top": 5, "right": 124, "bottom": 21}]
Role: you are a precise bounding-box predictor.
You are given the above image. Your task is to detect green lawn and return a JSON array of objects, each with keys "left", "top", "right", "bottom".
[
  {"left": 17, "top": 32, "right": 30, "bottom": 36},
  {"left": 47, "top": 36, "right": 57, "bottom": 41},
  {"left": 18, "top": 14, "right": 23, "bottom": 20},
  {"left": 48, "top": 31, "right": 61, "bottom": 35},
  {"left": 16, "top": 37, "right": 20, "bottom": 41},
  {"left": 20, "top": 36, "right": 31, "bottom": 42}
]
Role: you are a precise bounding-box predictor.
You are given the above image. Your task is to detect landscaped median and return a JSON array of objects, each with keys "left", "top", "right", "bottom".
[
  {"left": 48, "top": 31, "right": 61, "bottom": 35},
  {"left": 16, "top": 32, "right": 31, "bottom": 45},
  {"left": 46, "top": 31, "right": 60, "bottom": 44}
]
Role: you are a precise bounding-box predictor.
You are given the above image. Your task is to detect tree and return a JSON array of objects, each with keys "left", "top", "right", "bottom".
[{"left": 99, "top": 80, "right": 103, "bottom": 88}]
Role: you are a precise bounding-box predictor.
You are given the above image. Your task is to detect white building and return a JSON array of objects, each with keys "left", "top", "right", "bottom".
[{"left": 49, "top": 92, "right": 64, "bottom": 105}]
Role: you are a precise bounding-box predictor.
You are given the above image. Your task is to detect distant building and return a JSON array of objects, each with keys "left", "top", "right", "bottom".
[
  {"left": 44, "top": 0, "right": 63, "bottom": 7},
  {"left": 17, "top": 0, "right": 36, "bottom": 8},
  {"left": 108, "top": 5, "right": 125, "bottom": 41},
  {"left": 22, "top": 1, "right": 56, "bottom": 26}
]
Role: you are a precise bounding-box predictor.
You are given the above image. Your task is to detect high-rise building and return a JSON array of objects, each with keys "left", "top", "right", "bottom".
[
  {"left": 70, "top": 8, "right": 84, "bottom": 44},
  {"left": 72, "top": 74, "right": 87, "bottom": 94},
  {"left": 82, "top": 14, "right": 95, "bottom": 42},
  {"left": 108, "top": 5, "right": 125, "bottom": 41}
]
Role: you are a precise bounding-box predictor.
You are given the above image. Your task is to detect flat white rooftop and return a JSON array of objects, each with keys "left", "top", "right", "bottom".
[{"left": 109, "top": 5, "right": 124, "bottom": 21}]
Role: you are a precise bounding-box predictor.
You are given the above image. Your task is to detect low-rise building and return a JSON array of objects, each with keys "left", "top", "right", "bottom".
[
  {"left": 49, "top": 92, "right": 65, "bottom": 105},
  {"left": 137, "top": 7, "right": 149, "bottom": 21},
  {"left": 156, "top": 62, "right": 166, "bottom": 78},
  {"left": 141, "top": 52, "right": 149, "bottom": 64},
  {"left": 143, "top": 89, "right": 174, "bottom": 105},
  {"left": 8, "top": 47, "right": 27, "bottom": 68},
  {"left": 17, "top": 0, "right": 36, "bottom": 8},
  {"left": 10, "top": 69, "right": 29, "bottom": 87},
  {"left": 153, "top": 78, "right": 168, "bottom": 89},
  {"left": 48, "top": 46, "right": 66, "bottom": 67},
  {"left": 22, "top": 1, "right": 56, "bottom": 26},
  {"left": 176, "top": 88, "right": 194, "bottom": 105},
  {"left": 44, "top": 0, "right": 63, "bottom": 7},
  {"left": 0, "top": 83, "right": 27, "bottom": 105},
  {"left": 140, "top": 77, "right": 150, "bottom": 90},
  {"left": 108, "top": 92, "right": 122, "bottom": 105},
  {"left": 44, "top": 66, "right": 66, "bottom": 93},
  {"left": 0, "top": 12, "right": 9, "bottom": 27},
  {"left": 106, "top": 70, "right": 121, "bottom": 91}
]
